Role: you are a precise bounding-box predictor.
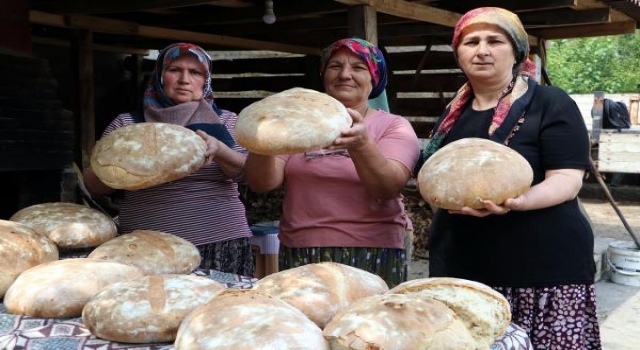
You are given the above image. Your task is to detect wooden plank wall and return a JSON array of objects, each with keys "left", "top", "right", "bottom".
[{"left": 190, "top": 46, "right": 463, "bottom": 139}]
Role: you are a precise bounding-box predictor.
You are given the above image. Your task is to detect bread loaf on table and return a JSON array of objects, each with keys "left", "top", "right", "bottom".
[
  {"left": 417, "top": 137, "right": 533, "bottom": 210},
  {"left": 389, "top": 277, "right": 512, "bottom": 349},
  {"left": 4, "top": 258, "right": 143, "bottom": 318},
  {"left": 253, "top": 262, "right": 389, "bottom": 328},
  {"left": 174, "top": 289, "right": 329, "bottom": 350},
  {"left": 82, "top": 274, "right": 226, "bottom": 343},
  {"left": 87, "top": 229, "right": 201, "bottom": 275},
  {"left": 10, "top": 202, "right": 117, "bottom": 249},
  {"left": 90, "top": 122, "right": 207, "bottom": 190},
  {"left": 0, "top": 220, "right": 58, "bottom": 297},
  {"left": 236, "top": 87, "right": 352, "bottom": 155},
  {"left": 323, "top": 293, "right": 476, "bottom": 350}
]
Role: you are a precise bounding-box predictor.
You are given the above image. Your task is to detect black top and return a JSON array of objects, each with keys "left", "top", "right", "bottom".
[{"left": 429, "top": 84, "right": 596, "bottom": 287}]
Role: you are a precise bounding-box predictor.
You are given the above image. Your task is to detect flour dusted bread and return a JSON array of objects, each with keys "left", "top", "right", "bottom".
[
  {"left": 0, "top": 220, "right": 58, "bottom": 297},
  {"left": 417, "top": 137, "right": 533, "bottom": 209},
  {"left": 174, "top": 289, "right": 329, "bottom": 350},
  {"left": 323, "top": 293, "right": 475, "bottom": 350},
  {"left": 91, "top": 122, "right": 207, "bottom": 190},
  {"left": 83, "top": 274, "right": 225, "bottom": 343},
  {"left": 88, "top": 229, "right": 201, "bottom": 275},
  {"left": 253, "top": 262, "right": 389, "bottom": 328},
  {"left": 236, "top": 87, "right": 352, "bottom": 155},
  {"left": 10, "top": 202, "right": 117, "bottom": 249},
  {"left": 4, "top": 258, "right": 143, "bottom": 318},
  {"left": 389, "top": 277, "right": 512, "bottom": 349}
]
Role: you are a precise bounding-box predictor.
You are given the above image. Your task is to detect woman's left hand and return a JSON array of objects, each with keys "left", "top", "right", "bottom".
[
  {"left": 326, "top": 108, "right": 370, "bottom": 151},
  {"left": 448, "top": 197, "right": 522, "bottom": 217},
  {"left": 196, "top": 130, "right": 221, "bottom": 166}
]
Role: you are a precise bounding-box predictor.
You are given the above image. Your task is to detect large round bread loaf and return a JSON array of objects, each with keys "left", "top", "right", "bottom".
[
  {"left": 4, "top": 258, "right": 143, "bottom": 318},
  {"left": 389, "top": 277, "right": 512, "bottom": 349},
  {"left": 174, "top": 289, "right": 329, "bottom": 350},
  {"left": 236, "top": 87, "right": 352, "bottom": 155},
  {"left": 417, "top": 137, "right": 533, "bottom": 210},
  {"left": 323, "top": 293, "right": 476, "bottom": 349},
  {"left": 0, "top": 220, "right": 58, "bottom": 297},
  {"left": 82, "top": 274, "right": 226, "bottom": 343},
  {"left": 91, "top": 122, "right": 207, "bottom": 190},
  {"left": 88, "top": 229, "right": 201, "bottom": 275},
  {"left": 10, "top": 202, "right": 117, "bottom": 249},
  {"left": 253, "top": 262, "right": 389, "bottom": 328}
]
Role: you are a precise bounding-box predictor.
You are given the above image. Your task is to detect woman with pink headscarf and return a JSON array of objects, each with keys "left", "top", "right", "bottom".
[
  {"left": 424, "top": 8, "right": 601, "bottom": 349},
  {"left": 245, "top": 38, "right": 420, "bottom": 287}
]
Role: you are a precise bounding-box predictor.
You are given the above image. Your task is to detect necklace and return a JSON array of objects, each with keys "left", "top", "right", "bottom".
[{"left": 362, "top": 107, "right": 369, "bottom": 117}]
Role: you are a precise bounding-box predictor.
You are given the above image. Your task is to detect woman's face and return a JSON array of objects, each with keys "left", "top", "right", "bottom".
[
  {"left": 322, "top": 48, "right": 373, "bottom": 106},
  {"left": 162, "top": 55, "right": 206, "bottom": 104},
  {"left": 456, "top": 23, "right": 516, "bottom": 83}
]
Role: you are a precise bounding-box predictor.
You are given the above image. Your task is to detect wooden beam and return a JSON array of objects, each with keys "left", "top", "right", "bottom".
[
  {"left": 71, "top": 30, "right": 95, "bottom": 167},
  {"left": 335, "top": 0, "right": 461, "bottom": 27},
  {"left": 348, "top": 5, "right": 378, "bottom": 44},
  {"left": 31, "top": 36, "right": 150, "bottom": 55},
  {"left": 520, "top": 8, "right": 610, "bottom": 28},
  {"left": 530, "top": 20, "right": 636, "bottom": 39},
  {"left": 29, "top": 10, "right": 322, "bottom": 55},
  {"left": 28, "top": 0, "right": 246, "bottom": 14}
]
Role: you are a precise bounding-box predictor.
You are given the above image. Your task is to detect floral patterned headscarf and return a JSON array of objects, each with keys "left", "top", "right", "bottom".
[
  {"left": 320, "top": 38, "right": 388, "bottom": 99},
  {"left": 142, "top": 42, "right": 220, "bottom": 114},
  {"left": 423, "top": 7, "right": 538, "bottom": 159}
]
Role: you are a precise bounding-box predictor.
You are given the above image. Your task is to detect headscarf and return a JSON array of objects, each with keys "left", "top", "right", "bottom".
[
  {"left": 142, "top": 42, "right": 221, "bottom": 115},
  {"left": 320, "top": 38, "right": 388, "bottom": 99},
  {"left": 423, "top": 7, "right": 538, "bottom": 159}
]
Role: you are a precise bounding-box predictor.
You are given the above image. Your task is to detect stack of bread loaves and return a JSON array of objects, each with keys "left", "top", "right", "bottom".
[
  {"left": 253, "top": 262, "right": 389, "bottom": 328},
  {"left": 323, "top": 276, "right": 512, "bottom": 349},
  {"left": 417, "top": 137, "right": 533, "bottom": 210},
  {"left": 0, "top": 220, "right": 58, "bottom": 298}
]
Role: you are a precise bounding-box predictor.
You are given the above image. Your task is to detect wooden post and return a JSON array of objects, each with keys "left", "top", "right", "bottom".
[
  {"left": 72, "top": 30, "right": 95, "bottom": 168},
  {"left": 591, "top": 91, "right": 604, "bottom": 142},
  {"left": 629, "top": 94, "right": 639, "bottom": 126},
  {"left": 348, "top": 5, "right": 378, "bottom": 44}
]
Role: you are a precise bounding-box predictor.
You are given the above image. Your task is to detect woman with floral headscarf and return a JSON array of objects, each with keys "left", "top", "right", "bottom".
[
  {"left": 83, "top": 43, "right": 254, "bottom": 276},
  {"left": 424, "top": 8, "right": 601, "bottom": 349},
  {"left": 244, "top": 38, "right": 420, "bottom": 287}
]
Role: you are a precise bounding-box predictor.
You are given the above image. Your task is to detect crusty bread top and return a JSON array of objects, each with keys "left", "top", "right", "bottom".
[
  {"left": 82, "top": 274, "right": 226, "bottom": 343},
  {"left": 236, "top": 87, "right": 352, "bottom": 155},
  {"left": 417, "top": 137, "right": 533, "bottom": 209},
  {"left": 4, "top": 258, "right": 143, "bottom": 318},
  {"left": 91, "top": 122, "right": 207, "bottom": 190},
  {"left": 88, "top": 229, "right": 201, "bottom": 275},
  {"left": 174, "top": 289, "right": 329, "bottom": 350},
  {"left": 389, "top": 277, "right": 512, "bottom": 349},
  {"left": 323, "top": 293, "right": 476, "bottom": 350},
  {"left": 10, "top": 202, "right": 117, "bottom": 248},
  {"left": 0, "top": 220, "right": 59, "bottom": 297},
  {"left": 253, "top": 262, "right": 389, "bottom": 328}
]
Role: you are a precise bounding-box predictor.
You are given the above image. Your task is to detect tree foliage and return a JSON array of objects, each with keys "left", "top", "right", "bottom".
[{"left": 546, "top": 30, "right": 640, "bottom": 93}]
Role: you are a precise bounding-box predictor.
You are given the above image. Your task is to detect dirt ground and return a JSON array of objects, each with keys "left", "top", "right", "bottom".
[{"left": 408, "top": 198, "right": 640, "bottom": 280}]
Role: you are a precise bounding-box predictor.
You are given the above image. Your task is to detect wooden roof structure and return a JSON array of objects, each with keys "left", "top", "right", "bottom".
[{"left": 28, "top": 0, "right": 640, "bottom": 55}]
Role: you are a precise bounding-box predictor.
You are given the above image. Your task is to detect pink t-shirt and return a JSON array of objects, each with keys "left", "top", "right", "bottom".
[{"left": 278, "top": 110, "right": 420, "bottom": 249}]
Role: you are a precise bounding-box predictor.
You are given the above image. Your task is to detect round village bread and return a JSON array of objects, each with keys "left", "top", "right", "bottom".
[
  {"left": 174, "top": 289, "right": 329, "bottom": 350},
  {"left": 82, "top": 274, "right": 226, "bottom": 343},
  {"left": 417, "top": 137, "right": 533, "bottom": 210},
  {"left": 4, "top": 258, "right": 143, "bottom": 318},
  {"left": 90, "top": 122, "right": 207, "bottom": 190},
  {"left": 0, "top": 220, "right": 59, "bottom": 298},
  {"left": 253, "top": 262, "right": 389, "bottom": 328},
  {"left": 87, "top": 229, "right": 201, "bottom": 275},
  {"left": 323, "top": 293, "right": 476, "bottom": 350},
  {"left": 389, "top": 277, "right": 512, "bottom": 349},
  {"left": 10, "top": 202, "right": 117, "bottom": 249},
  {"left": 236, "top": 87, "right": 352, "bottom": 155}
]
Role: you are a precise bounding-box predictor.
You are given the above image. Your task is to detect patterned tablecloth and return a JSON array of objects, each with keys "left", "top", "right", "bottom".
[{"left": 0, "top": 251, "right": 532, "bottom": 350}]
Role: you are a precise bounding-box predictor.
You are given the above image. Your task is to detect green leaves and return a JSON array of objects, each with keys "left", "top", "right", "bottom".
[{"left": 546, "top": 30, "right": 640, "bottom": 93}]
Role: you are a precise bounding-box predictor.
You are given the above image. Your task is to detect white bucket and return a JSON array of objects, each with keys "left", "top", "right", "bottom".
[{"left": 607, "top": 241, "right": 640, "bottom": 287}]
